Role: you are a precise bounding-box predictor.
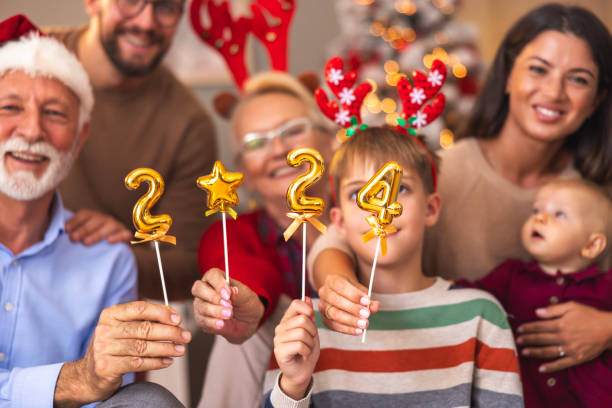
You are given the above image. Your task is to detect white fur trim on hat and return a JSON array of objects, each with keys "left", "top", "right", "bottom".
[{"left": 0, "top": 33, "right": 94, "bottom": 127}]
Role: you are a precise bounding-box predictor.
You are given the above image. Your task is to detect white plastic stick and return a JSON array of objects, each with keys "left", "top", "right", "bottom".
[
  {"left": 362, "top": 235, "right": 381, "bottom": 343},
  {"left": 222, "top": 212, "right": 230, "bottom": 283},
  {"left": 154, "top": 240, "right": 169, "bottom": 307},
  {"left": 302, "top": 222, "right": 307, "bottom": 301}
]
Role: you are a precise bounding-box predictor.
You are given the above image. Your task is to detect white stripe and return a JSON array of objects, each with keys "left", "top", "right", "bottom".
[
  {"left": 476, "top": 368, "right": 524, "bottom": 397},
  {"left": 264, "top": 366, "right": 522, "bottom": 401},
  {"left": 317, "top": 317, "right": 516, "bottom": 351},
  {"left": 311, "top": 362, "right": 477, "bottom": 394},
  {"left": 267, "top": 363, "right": 475, "bottom": 395}
]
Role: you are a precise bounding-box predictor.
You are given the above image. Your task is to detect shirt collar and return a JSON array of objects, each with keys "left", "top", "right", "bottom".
[
  {"left": 524, "top": 259, "right": 603, "bottom": 282},
  {"left": 12, "top": 191, "right": 66, "bottom": 259},
  {"left": 43, "top": 191, "right": 66, "bottom": 240}
]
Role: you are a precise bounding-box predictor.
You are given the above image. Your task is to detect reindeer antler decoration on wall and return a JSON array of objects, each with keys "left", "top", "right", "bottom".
[{"left": 189, "top": 0, "right": 295, "bottom": 90}]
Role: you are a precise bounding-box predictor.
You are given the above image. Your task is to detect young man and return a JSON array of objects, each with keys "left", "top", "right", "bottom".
[
  {"left": 0, "top": 15, "right": 189, "bottom": 408},
  {"left": 265, "top": 128, "right": 523, "bottom": 407},
  {"left": 48, "top": 0, "right": 217, "bottom": 300}
]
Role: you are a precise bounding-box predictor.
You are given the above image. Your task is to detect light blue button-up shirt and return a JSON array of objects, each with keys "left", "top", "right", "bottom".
[{"left": 0, "top": 193, "right": 137, "bottom": 408}]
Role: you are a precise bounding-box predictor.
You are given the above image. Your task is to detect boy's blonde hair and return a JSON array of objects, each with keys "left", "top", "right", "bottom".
[{"left": 329, "top": 127, "right": 440, "bottom": 203}]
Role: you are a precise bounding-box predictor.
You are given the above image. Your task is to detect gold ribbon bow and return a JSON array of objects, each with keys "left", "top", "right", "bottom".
[
  {"left": 205, "top": 204, "right": 238, "bottom": 220},
  {"left": 361, "top": 216, "right": 396, "bottom": 256},
  {"left": 131, "top": 224, "right": 176, "bottom": 245},
  {"left": 283, "top": 212, "right": 327, "bottom": 242}
]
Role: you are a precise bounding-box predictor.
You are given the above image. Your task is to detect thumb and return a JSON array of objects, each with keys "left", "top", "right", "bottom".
[
  {"left": 229, "top": 280, "right": 258, "bottom": 305},
  {"left": 535, "top": 301, "right": 573, "bottom": 319}
]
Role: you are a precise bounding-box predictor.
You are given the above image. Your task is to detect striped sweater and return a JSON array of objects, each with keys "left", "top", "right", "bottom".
[{"left": 264, "top": 278, "right": 523, "bottom": 407}]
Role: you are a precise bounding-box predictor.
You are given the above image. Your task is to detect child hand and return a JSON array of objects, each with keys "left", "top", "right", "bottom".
[
  {"left": 318, "top": 274, "right": 380, "bottom": 335},
  {"left": 274, "top": 297, "right": 320, "bottom": 400}
]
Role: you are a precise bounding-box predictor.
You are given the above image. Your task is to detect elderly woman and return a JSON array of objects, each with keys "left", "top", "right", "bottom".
[{"left": 192, "top": 72, "right": 334, "bottom": 407}]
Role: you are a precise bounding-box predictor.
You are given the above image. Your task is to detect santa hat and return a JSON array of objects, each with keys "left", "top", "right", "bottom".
[{"left": 0, "top": 15, "right": 93, "bottom": 127}]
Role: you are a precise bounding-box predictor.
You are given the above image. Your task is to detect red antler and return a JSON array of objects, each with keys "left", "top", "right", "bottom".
[
  {"left": 250, "top": 0, "right": 295, "bottom": 71},
  {"left": 190, "top": 0, "right": 251, "bottom": 89},
  {"left": 397, "top": 59, "right": 447, "bottom": 129},
  {"left": 314, "top": 57, "right": 372, "bottom": 128}
]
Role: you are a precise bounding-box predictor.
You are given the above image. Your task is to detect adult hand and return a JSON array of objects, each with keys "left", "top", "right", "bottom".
[
  {"left": 274, "top": 297, "right": 320, "bottom": 401},
  {"left": 54, "top": 301, "right": 191, "bottom": 407},
  {"left": 517, "top": 301, "right": 612, "bottom": 373},
  {"left": 318, "top": 274, "right": 380, "bottom": 336},
  {"left": 65, "top": 209, "right": 132, "bottom": 246},
  {"left": 192, "top": 267, "right": 265, "bottom": 344}
]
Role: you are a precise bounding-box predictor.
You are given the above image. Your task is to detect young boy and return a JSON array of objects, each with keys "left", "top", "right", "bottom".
[
  {"left": 462, "top": 179, "right": 612, "bottom": 408},
  {"left": 263, "top": 128, "right": 523, "bottom": 407}
]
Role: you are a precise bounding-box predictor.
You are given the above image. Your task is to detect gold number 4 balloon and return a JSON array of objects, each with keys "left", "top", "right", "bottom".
[
  {"left": 356, "top": 162, "right": 403, "bottom": 257},
  {"left": 356, "top": 161, "right": 403, "bottom": 226}
]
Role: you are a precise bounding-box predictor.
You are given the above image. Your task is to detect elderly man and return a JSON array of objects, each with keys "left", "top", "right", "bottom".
[
  {"left": 0, "top": 15, "right": 188, "bottom": 408},
  {"left": 49, "top": 0, "right": 217, "bottom": 300}
]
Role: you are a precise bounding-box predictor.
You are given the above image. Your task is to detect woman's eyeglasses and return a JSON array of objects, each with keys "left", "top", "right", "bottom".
[
  {"left": 241, "top": 117, "right": 313, "bottom": 155},
  {"left": 115, "top": 0, "right": 183, "bottom": 27}
]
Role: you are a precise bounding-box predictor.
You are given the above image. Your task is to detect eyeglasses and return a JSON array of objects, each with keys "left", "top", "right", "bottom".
[
  {"left": 241, "top": 117, "right": 313, "bottom": 155},
  {"left": 116, "top": 0, "right": 184, "bottom": 27}
]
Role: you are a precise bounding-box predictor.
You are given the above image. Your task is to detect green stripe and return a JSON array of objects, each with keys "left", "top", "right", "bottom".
[{"left": 315, "top": 298, "right": 509, "bottom": 330}]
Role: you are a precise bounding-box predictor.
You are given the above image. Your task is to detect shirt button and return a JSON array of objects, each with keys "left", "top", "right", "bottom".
[
  {"left": 549, "top": 296, "right": 559, "bottom": 305},
  {"left": 556, "top": 277, "right": 564, "bottom": 285},
  {"left": 4, "top": 302, "right": 13, "bottom": 312},
  {"left": 547, "top": 377, "right": 556, "bottom": 387},
  {"left": 12, "top": 259, "right": 17, "bottom": 266}
]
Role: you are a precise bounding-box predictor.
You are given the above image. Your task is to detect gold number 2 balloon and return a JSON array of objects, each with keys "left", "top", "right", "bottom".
[
  {"left": 286, "top": 148, "right": 326, "bottom": 214},
  {"left": 284, "top": 147, "right": 328, "bottom": 301},
  {"left": 283, "top": 148, "right": 327, "bottom": 242},
  {"left": 125, "top": 168, "right": 175, "bottom": 245}
]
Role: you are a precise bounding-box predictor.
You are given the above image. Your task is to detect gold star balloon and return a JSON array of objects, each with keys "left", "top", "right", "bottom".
[
  {"left": 197, "top": 161, "right": 244, "bottom": 283},
  {"left": 197, "top": 161, "right": 244, "bottom": 219}
]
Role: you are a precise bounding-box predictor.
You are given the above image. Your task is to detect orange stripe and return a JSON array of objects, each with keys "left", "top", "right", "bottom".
[
  {"left": 268, "top": 338, "right": 519, "bottom": 374},
  {"left": 475, "top": 339, "right": 520, "bottom": 373}
]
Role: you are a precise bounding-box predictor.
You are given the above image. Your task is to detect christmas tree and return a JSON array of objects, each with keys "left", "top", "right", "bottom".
[{"left": 329, "top": 0, "right": 483, "bottom": 148}]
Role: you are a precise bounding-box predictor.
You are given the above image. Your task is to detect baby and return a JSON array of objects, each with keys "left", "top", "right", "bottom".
[{"left": 464, "top": 179, "right": 612, "bottom": 407}]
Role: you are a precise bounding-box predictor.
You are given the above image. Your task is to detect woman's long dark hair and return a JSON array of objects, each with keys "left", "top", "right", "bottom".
[{"left": 459, "top": 3, "right": 612, "bottom": 184}]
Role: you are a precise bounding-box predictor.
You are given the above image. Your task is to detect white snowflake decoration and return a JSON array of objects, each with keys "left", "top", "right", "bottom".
[
  {"left": 335, "top": 109, "right": 350, "bottom": 126},
  {"left": 409, "top": 87, "right": 426, "bottom": 105},
  {"left": 338, "top": 87, "right": 356, "bottom": 106},
  {"left": 328, "top": 68, "right": 344, "bottom": 86},
  {"left": 427, "top": 70, "right": 443, "bottom": 87},
  {"left": 411, "top": 111, "right": 428, "bottom": 128}
]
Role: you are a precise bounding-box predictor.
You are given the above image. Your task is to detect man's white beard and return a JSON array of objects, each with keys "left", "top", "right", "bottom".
[{"left": 0, "top": 137, "right": 74, "bottom": 201}]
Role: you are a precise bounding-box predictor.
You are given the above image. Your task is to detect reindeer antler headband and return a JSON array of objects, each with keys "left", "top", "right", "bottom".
[
  {"left": 316, "top": 56, "right": 447, "bottom": 191},
  {"left": 190, "top": 0, "right": 295, "bottom": 90}
]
